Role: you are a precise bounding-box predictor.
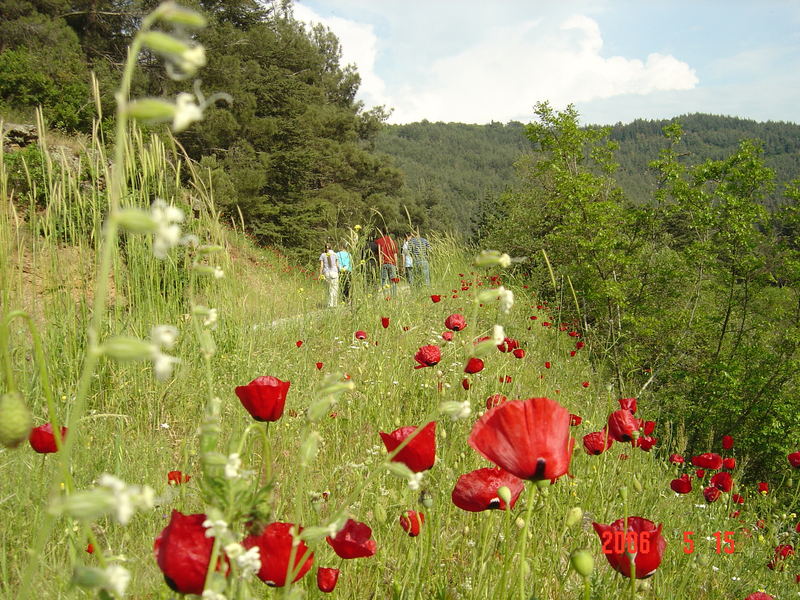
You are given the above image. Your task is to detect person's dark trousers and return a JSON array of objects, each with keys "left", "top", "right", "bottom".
[{"left": 340, "top": 270, "right": 351, "bottom": 302}]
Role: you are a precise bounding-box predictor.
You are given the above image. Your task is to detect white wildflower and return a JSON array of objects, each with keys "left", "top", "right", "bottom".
[
  {"left": 225, "top": 453, "right": 242, "bottom": 479},
  {"left": 203, "top": 518, "right": 229, "bottom": 539},
  {"left": 235, "top": 546, "right": 261, "bottom": 578},
  {"left": 202, "top": 591, "right": 227, "bottom": 600},
  {"left": 497, "top": 286, "right": 514, "bottom": 314},
  {"left": 150, "top": 325, "right": 178, "bottom": 350},
  {"left": 104, "top": 564, "right": 131, "bottom": 597},
  {"left": 151, "top": 199, "right": 185, "bottom": 258},
  {"left": 407, "top": 472, "right": 424, "bottom": 491},
  {"left": 491, "top": 324, "right": 505, "bottom": 345},
  {"left": 173, "top": 92, "right": 204, "bottom": 132},
  {"left": 213, "top": 266, "right": 225, "bottom": 279},
  {"left": 152, "top": 351, "right": 180, "bottom": 381}
]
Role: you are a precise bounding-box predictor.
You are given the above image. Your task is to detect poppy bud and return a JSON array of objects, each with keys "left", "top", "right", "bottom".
[
  {"left": 632, "top": 476, "right": 643, "bottom": 494},
  {"left": 474, "top": 250, "right": 511, "bottom": 268},
  {"left": 152, "top": 2, "right": 207, "bottom": 28},
  {"left": 299, "top": 432, "right": 321, "bottom": 467},
  {"left": 419, "top": 490, "right": 433, "bottom": 508},
  {"left": 566, "top": 507, "right": 583, "bottom": 528},
  {"left": 618, "top": 486, "right": 628, "bottom": 502},
  {"left": 115, "top": 208, "right": 158, "bottom": 233},
  {"left": 497, "top": 486, "right": 512, "bottom": 507},
  {"left": 0, "top": 391, "right": 33, "bottom": 449},
  {"left": 570, "top": 549, "right": 594, "bottom": 578},
  {"left": 102, "top": 336, "right": 156, "bottom": 361}
]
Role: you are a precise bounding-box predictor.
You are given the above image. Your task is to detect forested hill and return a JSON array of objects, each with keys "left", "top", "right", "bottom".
[
  {"left": 373, "top": 121, "right": 530, "bottom": 236},
  {"left": 375, "top": 114, "right": 800, "bottom": 237}
]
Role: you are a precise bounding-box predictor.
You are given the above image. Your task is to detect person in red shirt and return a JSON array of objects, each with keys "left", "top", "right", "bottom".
[{"left": 374, "top": 234, "right": 398, "bottom": 296}]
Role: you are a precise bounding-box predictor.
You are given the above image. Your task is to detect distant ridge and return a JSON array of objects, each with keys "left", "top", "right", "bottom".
[{"left": 375, "top": 113, "right": 800, "bottom": 236}]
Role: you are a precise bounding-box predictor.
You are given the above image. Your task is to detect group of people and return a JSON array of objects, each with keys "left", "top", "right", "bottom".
[{"left": 319, "top": 232, "right": 431, "bottom": 308}]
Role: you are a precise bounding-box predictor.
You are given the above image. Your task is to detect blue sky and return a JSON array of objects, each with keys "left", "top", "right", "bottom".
[{"left": 293, "top": 1, "right": 800, "bottom": 125}]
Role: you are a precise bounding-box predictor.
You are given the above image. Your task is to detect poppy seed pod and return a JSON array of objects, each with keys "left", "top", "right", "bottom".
[
  {"left": 570, "top": 549, "right": 594, "bottom": 578},
  {"left": 0, "top": 392, "right": 33, "bottom": 449}
]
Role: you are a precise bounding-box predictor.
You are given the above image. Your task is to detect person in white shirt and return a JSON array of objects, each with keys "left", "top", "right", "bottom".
[
  {"left": 319, "top": 243, "right": 340, "bottom": 308},
  {"left": 402, "top": 233, "right": 414, "bottom": 286}
]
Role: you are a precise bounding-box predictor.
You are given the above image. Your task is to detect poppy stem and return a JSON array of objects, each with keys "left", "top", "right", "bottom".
[
  {"left": 260, "top": 422, "right": 271, "bottom": 485},
  {"left": 518, "top": 485, "right": 537, "bottom": 600}
]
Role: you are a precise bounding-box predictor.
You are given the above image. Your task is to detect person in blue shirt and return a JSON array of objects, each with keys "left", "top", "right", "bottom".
[{"left": 336, "top": 243, "right": 353, "bottom": 303}]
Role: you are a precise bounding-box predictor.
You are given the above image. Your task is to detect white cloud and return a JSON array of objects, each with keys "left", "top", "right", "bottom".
[
  {"left": 391, "top": 15, "right": 698, "bottom": 123},
  {"left": 292, "top": 3, "right": 390, "bottom": 107},
  {"left": 292, "top": 5, "right": 698, "bottom": 124}
]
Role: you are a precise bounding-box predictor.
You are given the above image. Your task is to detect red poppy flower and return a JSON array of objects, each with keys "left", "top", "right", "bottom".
[
  {"left": 464, "top": 357, "right": 484, "bottom": 374},
  {"left": 758, "top": 481, "right": 769, "bottom": 494},
  {"left": 618, "top": 398, "right": 638, "bottom": 413},
  {"left": 575, "top": 341, "right": 585, "bottom": 350},
  {"left": 441, "top": 331, "right": 454, "bottom": 341},
  {"left": 485, "top": 394, "right": 507, "bottom": 409},
  {"left": 469, "top": 397, "right": 574, "bottom": 482},
  {"left": 670, "top": 474, "right": 692, "bottom": 494},
  {"left": 244, "top": 522, "right": 314, "bottom": 587},
  {"left": 380, "top": 422, "right": 436, "bottom": 472},
  {"left": 542, "top": 321, "right": 551, "bottom": 327},
  {"left": 581, "top": 381, "right": 590, "bottom": 388},
  {"left": 544, "top": 361, "right": 551, "bottom": 369},
  {"left": 414, "top": 345, "right": 441, "bottom": 369},
  {"left": 788, "top": 451, "right": 800, "bottom": 468},
  {"left": 703, "top": 486, "right": 722, "bottom": 503},
  {"left": 498, "top": 375, "right": 512, "bottom": 383},
  {"left": 570, "top": 351, "right": 577, "bottom": 357},
  {"left": 154, "top": 511, "right": 227, "bottom": 595},
  {"left": 634, "top": 436, "right": 658, "bottom": 452},
  {"left": 431, "top": 295, "right": 441, "bottom": 303},
  {"left": 167, "top": 471, "right": 190, "bottom": 485},
  {"left": 767, "top": 544, "right": 794, "bottom": 570},
  {"left": 722, "top": 435, "right": 734, "bottom": 450},
  {"left": 592, "top": 517, "right": 666, "bottom": 578},
  {"left": 315, "top": 362, "right": 324, "bottom": 370},
  {"left": 317, "top": 567, "right": 339, "bottom": 593},
  {"left": 642, "top": 421, "right": 656, "bottom": 435},
  {"left": 732, "top": 493, "right": 745, "bottom": 504},
  {"left": 723, "top": 457, "right": 736, "bottom": 470},
  {"left": 445, "top": 314, "right": 466, "bottom": 331},
  {"left": 29, "top": 423, "right": 67, "bottom": 453},
  {"left": 86, "top": 543, "right": 95, "bottom": 554},
  {"left": 497, "top": 337, "right": 519, "bottom": 353},
  {"left": 569, "top": 414, "right": 582, "bottom": 426},
  {"left": 355, "top": 330, "right": 367, "bottom": 340},
  {"left": 691, "top": 453, "right": 723, "bottom": 470},
  {"left": 325, "top": 519, "right": 376, "bottom": 559},
  {"left": 235, "top": 376, "right": 291, "bottom": 422},
  {"left": 711, "top": 471, "right": 733, "bottom": 492},
  {"left": 399, "top": 511, "right": 424, "bottom": 537},
  {"left": 461, "top": 378, "right": 470, "bottom": 390},
  {"left": 744, "top": 594, "right": 774, "bottom": 600},
  {"left": 796, "top": 522, "right": 800, "bottom": 533},
  {"left": 391, "top": 277, "right": 400, "bottom": 283},
  {"left": 583, "top": 430, "right": 613, "bottom": 455},
  {"left": 381, "top": 317, "right": 390, "bottom": 329},
  {"left": 451, "top": 467, "right": 524, "bottom": 512},
  {"left": 669, "top": 454, "right": 685, "bottom": 464},
  {"left": 695, "top": 469, "right": 706, "bottom": 479},
  {"left": 296, "top": 340, "right": 303, "bottom": 347},
  {"left": 607, "top": 409, "right": 640, "bottom": 443},
  {"left": 512, "top": 348, "right": 526, "bottom": 359}
]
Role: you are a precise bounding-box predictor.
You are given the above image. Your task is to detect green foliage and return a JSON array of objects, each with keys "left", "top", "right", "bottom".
[{"left": 481, "top": 104, "right": 800, "bottom": 481}]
